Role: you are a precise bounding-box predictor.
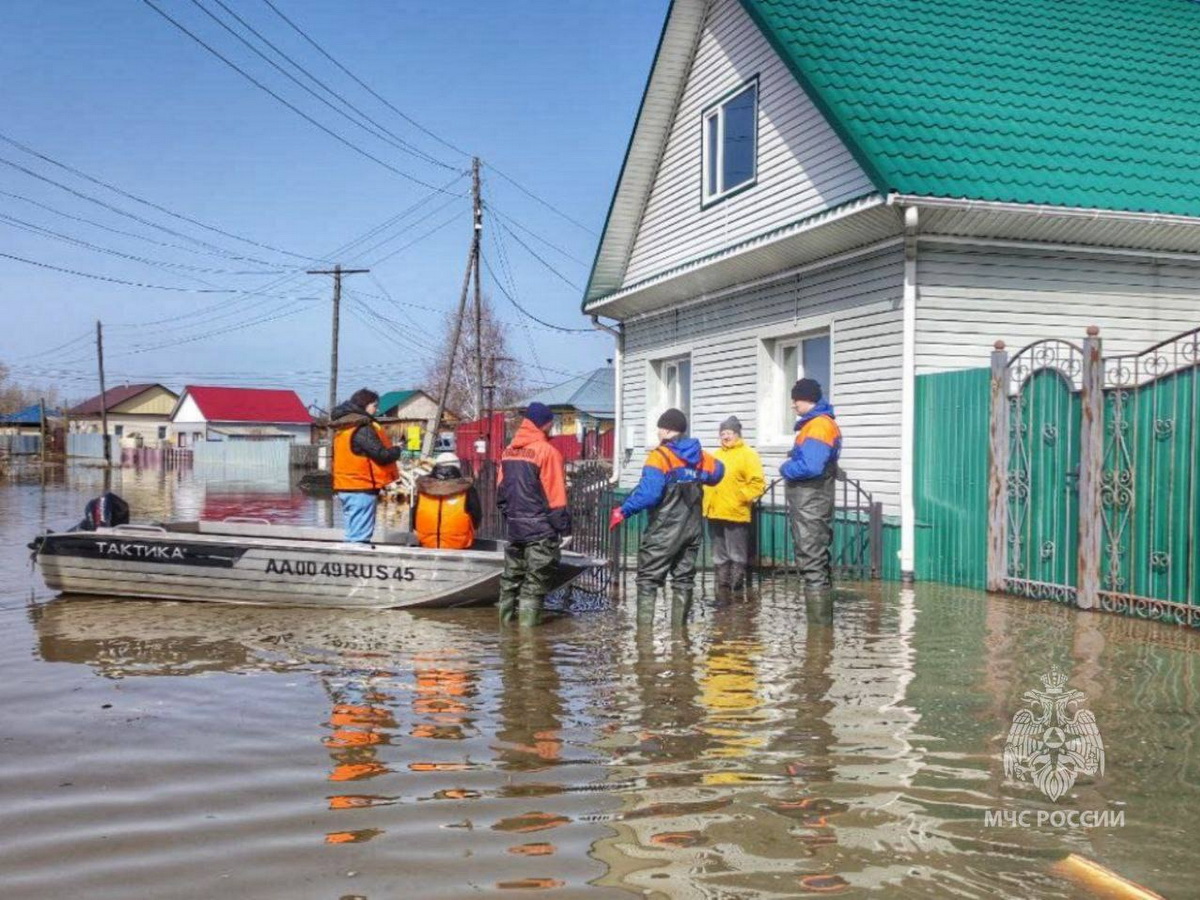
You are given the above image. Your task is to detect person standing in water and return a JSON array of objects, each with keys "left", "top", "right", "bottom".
[{"left": 703, "top": 415, "right": 765, "bottom": 601}]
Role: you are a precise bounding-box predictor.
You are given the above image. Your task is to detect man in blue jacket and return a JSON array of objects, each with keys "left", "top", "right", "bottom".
[
  {"left": 780, "top": 379, "right": 842, "bottom": 603},
  {"left": 610, "top": 408, "right": 724, "bottom": 625}
]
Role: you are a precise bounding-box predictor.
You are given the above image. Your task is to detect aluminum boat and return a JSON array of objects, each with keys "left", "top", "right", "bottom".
[{"left": 30, "top": 519, "right": 601, "bottom": 609}]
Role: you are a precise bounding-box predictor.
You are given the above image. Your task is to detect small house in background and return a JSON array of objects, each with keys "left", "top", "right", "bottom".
[
  {"left": 375, "top": 389, "right": 454, "bottom": 452},
  {"left": 169, "top": 386, "right": 314, "bottom": 446},
  {"left": 0, "top": 403, "right": 62, "bottom": 436},
  {"left": 516, "top": 367, "right": 616, "bottom": 462},
  {"left": 67, "top": 384, "right": 178, "bottom": 447}
]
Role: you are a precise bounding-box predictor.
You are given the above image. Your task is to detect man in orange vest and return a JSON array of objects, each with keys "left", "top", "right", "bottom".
[
  {"left": 412, "top": 453, "right": 482, "bottom": 550},
  {"left": 331, "top": 389, "right": 404, "bottom": 543}
]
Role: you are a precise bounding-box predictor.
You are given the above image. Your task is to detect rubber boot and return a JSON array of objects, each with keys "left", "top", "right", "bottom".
[
  {"left": 498, "top": 595, "right": 518, "bottom": 625},
  {"left": 636, "top": 586, "right": 658, "bottom": 626},
  {"left": 729, "top": 564, "right": 747, "bottom": 597},
  {"left": 518, "top": 601, "right": 542, "bottom": 628},
  {"left": 804, "top": 586, "right": 834, "bottom": 626},
  {"left": 671, "top": 587, "right": 694, "bottom": 626},
  {"left": 713, "top": 563, "right": 732, "bottom": 605}
]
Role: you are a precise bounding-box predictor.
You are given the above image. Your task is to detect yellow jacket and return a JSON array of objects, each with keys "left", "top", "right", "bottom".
[{"left": 702, "top": 439, "right": 765, "bottom": 523}]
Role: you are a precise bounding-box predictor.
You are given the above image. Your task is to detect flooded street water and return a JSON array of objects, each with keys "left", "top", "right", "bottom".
[{"left": 2, "top": 464, "right": 1199, "bottom": 898}]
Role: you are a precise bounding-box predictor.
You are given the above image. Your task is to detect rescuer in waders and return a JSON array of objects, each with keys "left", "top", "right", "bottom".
[
  {"left": 609, "top": 408, "right": 724, "bottom": 625},
  {"left": 497, "top": 403, "right": 571, "bottom": 627},
  {"left": 331, "top": 388, "right": 404, "bottom": 543},
  {"left": 412, "top": 453, "right": 482, "bottom": 550},
  {"left": 780, "top": 378, "right": 842, "bottom": 607}
]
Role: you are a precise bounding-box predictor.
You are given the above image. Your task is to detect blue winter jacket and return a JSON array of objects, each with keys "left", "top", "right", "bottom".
[
  {"left": 780, "top": 400, "right": 842, "bottom": 482},
  {"left": 620, "top": 437, "right": 724, "bottom": 518}
]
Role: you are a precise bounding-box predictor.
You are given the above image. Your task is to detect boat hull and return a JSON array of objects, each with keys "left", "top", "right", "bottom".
[{"left": 34, "top": 523, "right": 599, "bottom": 610}]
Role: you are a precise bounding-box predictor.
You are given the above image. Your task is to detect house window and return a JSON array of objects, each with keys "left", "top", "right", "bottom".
[
  {"left": 702, "top": 80, "right": 758, "bottom": 203},
  {"left": 652, "top": 356, "right": 692, "bottom": 437},
  {"left": 769, "top": 331, "right": 832, "bottom": 441},
  {"left": 113, "top": 425, "right": 123, "bottom": 438},
  {"left": 157, "top": 426, "right": 167, "bottom": 441},
  {"left": 178, "top": 433, "right": 188, "bottom": 448}
]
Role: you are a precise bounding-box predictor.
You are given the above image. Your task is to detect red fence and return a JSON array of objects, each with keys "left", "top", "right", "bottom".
[{"left": 456, "top": 416, "right": 614, "bottom": 465}]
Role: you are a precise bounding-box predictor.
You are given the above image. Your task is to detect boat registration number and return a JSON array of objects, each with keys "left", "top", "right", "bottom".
[{"left": 264, "top": 559, "right": 416, "bottom": 581}]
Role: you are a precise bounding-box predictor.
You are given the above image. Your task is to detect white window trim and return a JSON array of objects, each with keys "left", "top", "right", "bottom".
[
  {"left": 756, "top": 323, "right": 837, "bottom": 450},
  {"left": 645, "top": 353, "right": 693, "bottom": 449},
  {"left": 701, "top": 79, "right": 759, "bottom": 205}
]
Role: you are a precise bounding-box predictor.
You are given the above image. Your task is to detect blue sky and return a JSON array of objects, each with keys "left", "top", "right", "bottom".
[{"left": 0, "top": 0, "right": 667, "bottom": 407}]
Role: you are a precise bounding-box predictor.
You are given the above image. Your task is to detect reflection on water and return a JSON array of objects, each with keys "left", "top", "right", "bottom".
[{"left": 4, "top": 466, "right": 1200, "bottom": 897}]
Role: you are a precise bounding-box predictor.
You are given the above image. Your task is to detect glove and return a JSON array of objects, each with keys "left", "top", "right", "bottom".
[{"left": 608, "top": 507, "right": 625, "bottom": 530}]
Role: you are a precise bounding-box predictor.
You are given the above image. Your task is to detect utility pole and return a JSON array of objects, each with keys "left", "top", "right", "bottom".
[
  {"left": 95, "top": 320, "right": 110, "bottom": 466},
  {"left": 307, "top": 264, "right": 369, "bottom": 449},
  {"left": 472, "top": 157, "right": 484, "bottom": 422},
  {"left": 38, "top": 397, "right": 46, "bottom": 464},
  {"left": 426, "top": 156, "right": 483, "bottom": 458}
]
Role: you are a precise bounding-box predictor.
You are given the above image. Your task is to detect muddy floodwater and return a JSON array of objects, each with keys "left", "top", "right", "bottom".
[{"left": 3, "top": 464, "right": 1200, "bottom": 899}]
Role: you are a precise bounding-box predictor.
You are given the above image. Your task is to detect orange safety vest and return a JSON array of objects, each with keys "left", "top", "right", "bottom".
[
  {"left": 414, "top": 489, "right": 475, "bottom": 550},
  {"left": 332, "top": 422, "right": 399, "bottom": 492}
]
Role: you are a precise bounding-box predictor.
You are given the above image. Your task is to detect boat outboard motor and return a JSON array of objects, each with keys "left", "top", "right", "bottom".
[{"left": 73, "top": 492, "right": 131, "bottom": 531}]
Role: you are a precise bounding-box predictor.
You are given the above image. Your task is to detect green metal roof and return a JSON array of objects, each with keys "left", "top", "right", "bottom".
[
  {"left": 741, "top": 0, "right": 1200, "bottom": 216},
  {"left": 377, "top": 390, "right": 421, "bottom": 417}
]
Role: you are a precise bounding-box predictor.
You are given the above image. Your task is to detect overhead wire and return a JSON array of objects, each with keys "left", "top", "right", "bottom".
[
  {"left": 0, "top": 130, "right": 316, "bottom": 264},
  {"left": 139, "top": 0, "right": 467, "bottom": 193},
  {"left": 495, "top": 217, "right": 581, "bottom": 291},
  {"left": 184, "top": 0, "right": 457, "bottom": 173},
  {"left": 0, "top": 249, "right": 241, "bottom": 292},
  {"left": 485, "top": 200, "right": 590, "bottom": 268}
]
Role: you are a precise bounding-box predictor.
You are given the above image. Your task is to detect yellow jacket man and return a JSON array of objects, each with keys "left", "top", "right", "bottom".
[{"left": 702, "top": 416, "right": 765, "bottom": 597}]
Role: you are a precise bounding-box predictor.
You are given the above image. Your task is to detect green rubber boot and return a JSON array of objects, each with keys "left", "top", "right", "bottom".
[
  {"left": 636, "top": 586, "right": 658, "bottom": 626},
  {"left": 498, "top": 595, "right": 518, "bottom": 625},
  {"left": 804, "top": 587, "right": 834, "bottom": 626},
  {"left": 518, "top": 602, "right": 543, "bottom": 628},
  {"left": 670, "top": 587, "right": 694, "bottom": 626}
]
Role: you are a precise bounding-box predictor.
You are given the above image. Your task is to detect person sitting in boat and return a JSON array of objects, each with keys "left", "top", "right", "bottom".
[
  {"left": 331, "top": 388, "right": 405, "bottom": 543},
  {"left": 412, "top": 453, "right": 482, "bottom": 550}
]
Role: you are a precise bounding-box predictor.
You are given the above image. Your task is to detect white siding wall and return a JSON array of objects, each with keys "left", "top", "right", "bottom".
[
  {"left": 623, "top": 0, "right": 874, "bottom": 287},
  {"left": 917, "top": 247, "right": 1200, "bottom": 373},
  {"left": 621, "top": 248, "right": 904, "bottom": 513}
]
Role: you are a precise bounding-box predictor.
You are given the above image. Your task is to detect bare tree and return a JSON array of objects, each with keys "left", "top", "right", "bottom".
[
  {"left": 0, "top": 362, "right": 63, "bottom": 414},
  {"left": 422, "top": 294, "right": 526, "bottom": 422}
]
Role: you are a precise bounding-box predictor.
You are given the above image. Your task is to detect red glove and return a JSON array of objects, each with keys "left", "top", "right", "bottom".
[{"left": 608, "top": 507, "right": 625, "bottom": 530}]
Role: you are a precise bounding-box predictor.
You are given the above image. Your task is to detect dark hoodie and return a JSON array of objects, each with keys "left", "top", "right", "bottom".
[{"left": 331, "top": 401, "right": 404, "bottom": 466}]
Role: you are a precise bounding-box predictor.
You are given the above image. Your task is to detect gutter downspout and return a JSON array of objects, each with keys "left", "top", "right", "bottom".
[
  {"left": 591, "top": 316, "right": 624, "bottom": 483},
  {"left": 900, "top": 205, "right": 919, "bottom": 584}
]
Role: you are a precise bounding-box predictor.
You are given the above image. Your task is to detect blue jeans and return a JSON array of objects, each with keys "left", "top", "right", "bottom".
[{"left": 338, "top": 491, "right": 379, "bottom": 543}]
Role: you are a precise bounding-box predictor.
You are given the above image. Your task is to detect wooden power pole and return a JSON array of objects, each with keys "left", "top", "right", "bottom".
[
  {"left": 95, "top": 320, "right": 110, "bottom": 466},
  {"left": 425, "top": 156, "right": 483, "bottom": 459},
  {"left": 307, "top": 264, "right": 369, "bottom": 443}
]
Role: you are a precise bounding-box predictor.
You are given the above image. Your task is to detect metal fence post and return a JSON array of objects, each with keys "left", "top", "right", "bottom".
[
  {"left": 870, "top": 501, "right": 884, "bottom": 579},
  {"left": 1076, "top": 326, "right": 1104, "bottom": 610},
  {"left": 987, "top": 341, "right": 1010, "bottom": 592}
]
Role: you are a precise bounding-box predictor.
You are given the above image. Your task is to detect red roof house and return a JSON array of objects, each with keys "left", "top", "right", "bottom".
[{"left": 169, "top": 386, "right": 314, "bottom": 446}]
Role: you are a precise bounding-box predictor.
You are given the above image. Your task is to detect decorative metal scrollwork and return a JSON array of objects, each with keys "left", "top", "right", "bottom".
[
  {"left": 1154, "top": 418, "right": 1175, "bottom": 440},
  {"left": 1007, "top": 339, "right": 1085, "bottom": 395},
  {"left": 1104, "top": 327, "right": 1200, "bottom": 389},
  {"left": 1042, "top": 423, "right": 1059, "bottom": 445},
  {"left": 1150, "top": 551, "right": 1171, "bottom": 572}
]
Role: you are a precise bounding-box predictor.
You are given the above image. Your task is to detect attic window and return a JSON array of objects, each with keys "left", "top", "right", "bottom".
[{"left": 702, "top": 80, "right": 758, "bottom": 203}]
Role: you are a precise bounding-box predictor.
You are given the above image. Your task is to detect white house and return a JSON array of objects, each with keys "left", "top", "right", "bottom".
[
  {"left": 585, "top": 0, "right": 1200, "bottom": 581},
  {"left": 169, "top": 386, "right": 314, "bottom": 446}
]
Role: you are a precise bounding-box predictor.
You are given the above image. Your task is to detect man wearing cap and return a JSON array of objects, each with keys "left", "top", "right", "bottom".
[
  {"left": 412, "top": 453, "right": 482, "bottom": 550},
  {"left": 703, "top": 416, "right": 765, "bottom": 600},
  {"left": 609, "top": 408, "right": 724, "bottom": 624},
  {"left": 497, "top": 402, "right": 571, "bottom": 626},
  {"left": 780, "top": 378, "right": 842, "bottom": 600}
]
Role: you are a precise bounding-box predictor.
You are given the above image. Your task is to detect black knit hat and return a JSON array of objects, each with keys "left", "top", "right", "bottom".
[
  {"left": 791, "top": 378, "right": 823, "bottom": 403},
  {"left": 656, "top": 408, "right": 688, "bottom": 434}
]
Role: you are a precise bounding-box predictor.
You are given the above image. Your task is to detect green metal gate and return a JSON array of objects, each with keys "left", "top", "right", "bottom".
[{"left": 989, "top": 327, "right": 1200, "bottom": 624}]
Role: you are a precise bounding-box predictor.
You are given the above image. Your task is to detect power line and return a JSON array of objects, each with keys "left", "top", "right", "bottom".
[
  {"left": 0, "top": 249, "right": 240, "bottom": 292},
  {"left": 484, "top": 162, "right": 597, "bottom": 237},
  {"left": 485, "top": 199, "right": 590, "bottom": 268},
  {"left": 495, "top": 218, "right": 581, "bottom": 291},
  {"left": 479, "top": 253, "right": 592, "bottom": 334},
  {"left": 366, "top": 204, "right": 467, "bottom": 268},
  {"left": 258, "top": 0, "right": 473, "bottom": 161},
  {"left": 0, "top": 130, "right": 316, "bottom": 263},
  {"left": 139, "top": 0, "right": 467, "bottom": 193},
  {"left": 185, "top": 0, "right": 457, "bottom": 172}
]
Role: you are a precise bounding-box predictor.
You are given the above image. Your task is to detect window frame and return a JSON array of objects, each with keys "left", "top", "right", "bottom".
[
  {"left": 758, "top": 326, "right": 835, "bottom": 448},
  {"left": 648, "top": 354, "right": 693, "bottom": 445},
  {"left": 700, "top": 77, "right": 760, "bottom": 208}
]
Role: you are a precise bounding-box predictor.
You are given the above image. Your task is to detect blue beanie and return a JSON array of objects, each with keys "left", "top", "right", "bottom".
[{"left": 525, "top": 402, "right": 554, "bottom": 427}]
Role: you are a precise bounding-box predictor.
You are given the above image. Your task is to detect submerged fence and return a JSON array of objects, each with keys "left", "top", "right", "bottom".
[{"left": 466, "top": 458, "right": 883, "bottom": 603}]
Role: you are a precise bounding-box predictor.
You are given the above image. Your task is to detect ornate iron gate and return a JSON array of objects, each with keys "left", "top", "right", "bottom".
[{"left": 989, "top": 326, "right": 1200, "bottom": 623}]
